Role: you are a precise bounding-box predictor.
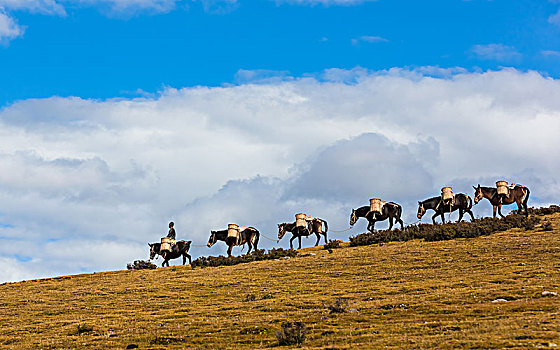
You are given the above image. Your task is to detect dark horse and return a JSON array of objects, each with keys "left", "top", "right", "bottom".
[
  {"left": 149, "top": 240, "right": 192, "bottom": 267},
  {"left": 417, "top": 193, "right": 474, "bottom": 224},
  {"left": 473, "top": 184, "right": 530, "bottom": 217},
  {"left": 207, "top": 227, "right": 260, "bottom": 257},
  {"left": 349, "top": 202, "right": 404, "bottom": 232},
  {"left": 277, "top": 218, "right": 328, "bottom": 250}
]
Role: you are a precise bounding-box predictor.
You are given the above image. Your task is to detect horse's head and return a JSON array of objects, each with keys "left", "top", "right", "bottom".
[
  {"left": 207, "top": 231, "right": 217, "bottom": 247},
  {"left": 148, "top": 243, "right": 158, "bottom": 260},
  {"left": 278, "top": 223, "right": 287, "bottom": 240},
  {"left": 473, "top": 184, "right": 483, "bottom": 204},
  {"left": 417, "top": 201, "right": 426, "bottom": 219},
  {"left": 349, "top": 209, "right": 358, "bottom": 226}
]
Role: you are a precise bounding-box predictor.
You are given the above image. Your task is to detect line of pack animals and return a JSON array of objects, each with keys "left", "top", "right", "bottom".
[{"left": 148, "top": 181, "right": 530, "bottom": 267}]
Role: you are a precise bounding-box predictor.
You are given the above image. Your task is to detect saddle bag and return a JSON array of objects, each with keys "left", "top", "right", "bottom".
[
  {"left": 441, "top": 187, "right": 454, "bottom": 202},
  {"left": 295, "top": 213, "right": 307, "bottom": 227},
  {"left": 160, "top": 237, "right": 172, "bottom": 252},
  {"left": 496, "top": 181, "right": 509, "bottom": 196}
]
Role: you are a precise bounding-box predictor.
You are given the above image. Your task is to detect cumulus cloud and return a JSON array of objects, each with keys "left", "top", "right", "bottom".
[
  {"left": 0, "top": 10, "right": 25, "bottom": 44},
  {"left": 1, "top": 67, "right": 559, "bottom": 282},
  {"left": 470, "top": 43, "right": 522, "bottom": 62}
]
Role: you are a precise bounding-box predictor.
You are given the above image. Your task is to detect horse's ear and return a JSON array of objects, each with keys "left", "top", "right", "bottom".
[
  {"left": 477, "top": 184, "right": 481, "bottom": 188},
  {"left": 148, "top": 243, "right": 152, "bottom": 247},
  {"left": 418, "top": 201, "right": 421, "bottom": 204},
  {"left": 472, "top": 186, "right": 476, "bottom": 190}
]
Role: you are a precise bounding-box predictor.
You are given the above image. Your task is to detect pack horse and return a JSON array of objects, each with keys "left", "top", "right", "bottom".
[
  {"left": 277, "top": 213, "right": 329, "bottom": 250},
  {"left": 473, "top": 182, "right": 530, "bottom": 217},
  {"left": 207, "top": 224, "right": 260, "bottom": 257},
  {"left": 149, "top": 240, "right": 192, "bottom": 267},
  {"left": 350, "top": 198, "right": 404, "bottom": 232},
  {"left": 417, "top": 187, "right": 474, "bottom": 224}
]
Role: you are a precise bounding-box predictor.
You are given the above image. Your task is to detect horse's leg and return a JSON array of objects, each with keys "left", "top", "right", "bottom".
[
  {"left": 314, "top": 232, "right": 320, "bottom": 246},
  {"left": 432, "top": 212, "right": 439, "bottom": 224},
  {"left": 298, "top": 236, "right": 302, "bottom": 249},
  {"left": 289, "top": 235, "right": 296, "bottom": 250},
  {"left": 493, "top": 205, "right": 497, "bottom": 218},
  {"left": 323, "top": 230, "right": 328, "bottom": 244},
  {"left": 227, "top": 244, "right": 233, "bottom": 257},
  {"left": 388, "top": 217, "right": 394, "bottom": 230},
  {"left": 185, "top": 253, "right": 192, "bottom": 265},
  {"left": 247, "top": 241, "right": 253, "bottom": 254},
  {"left": 467, "top": 209, "right": 475, "bottom": 221},
  {"left": 516, "top": 199, "right": 523, "bottom": 216},
  {"left": 458, "top": 209, "right": 464, "bottom": 222},
  {"left": 497, "top": 204, "right": 505, "bottom": 218},
  {"left": 182, "top": 254, "right": 186, "bottom": 265}
]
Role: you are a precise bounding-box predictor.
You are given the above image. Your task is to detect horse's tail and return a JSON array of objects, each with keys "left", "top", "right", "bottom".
[
  {"left": 320, "top": 218, "right": 328, "bottom": 234},
  {"left": 523, "top": 186, "right": 530, "bottom": 207},
  {"left": 252, "top": 228, "right": 260, "bottom": 249},
  {"left": 395, "top": 203, "right": 403, "bottom": 219},
  {"left": 466, "top": 194, "right": 473, "bottom": 210}
]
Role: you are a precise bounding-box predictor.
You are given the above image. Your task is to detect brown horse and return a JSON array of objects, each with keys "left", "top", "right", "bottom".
[{"left": 473, "top": 184, "right": 530, "bottom": 218}]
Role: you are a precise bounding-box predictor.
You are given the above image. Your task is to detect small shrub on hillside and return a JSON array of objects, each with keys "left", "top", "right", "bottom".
[
  {"left": 244, "top": 294, "right": 256, "bottom": 302},
  {"left": 324, "top": 240, "right": 343, "bottom": 250},
  {"left": 127, "top": 260, "right": 157, "bottom": 270},
  {"left": 190, "top": 248, "right": 298, "bottom": 269},
  {"left": 275, "top": 321, "right": 307, "bottom": 347},
  {"left": 541, "top": 220, "right": 553, "bottom": 231},
  {"left": 529, "top": 205, "right": 560, "bottom": 216},
  {"left": 76, "top": 323, "right": 93, "bottom": 335},
  {"left": 324, "top": 297, "right": 348, "bottom": 314}
]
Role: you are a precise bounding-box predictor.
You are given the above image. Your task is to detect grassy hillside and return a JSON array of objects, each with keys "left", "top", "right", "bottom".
[{"left": 1, "top": 213, "right": 559, "bottom": 349}]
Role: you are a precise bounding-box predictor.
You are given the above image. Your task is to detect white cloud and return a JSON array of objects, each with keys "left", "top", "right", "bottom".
[
  {"left": 470, "top": 43, "right": 522, "bottom": 62},
  {"left": 68, "top": 0, "right": 180, "bottom": 14},
  {"left": 0, "top": 0, "right": 66, "bottom": 15},
  {"left": 549, "top": 8, "right": 560, "bottom": 27},
  {"left": 0, "top": 10, "right": 25, "bottom": 43},
  {"left": 351, "top": 35, "right": 388, "bottom": 45},
  {"left": 275, "top": 0, "right": 376, "bottom": 5},
  {"left": 1, "top": 67, "right": 559, "bottom": 282},
  {"left": 542, "top": 50, "right": 560, "bottom": 58}
]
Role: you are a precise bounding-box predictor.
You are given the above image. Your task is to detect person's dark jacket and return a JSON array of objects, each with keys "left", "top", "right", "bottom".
[{"left": 167, "top": 228, "right": 176, "bottom": 240}]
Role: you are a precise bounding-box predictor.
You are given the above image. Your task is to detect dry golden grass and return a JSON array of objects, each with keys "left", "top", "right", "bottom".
[{"left": 1, "top": 213, "right": 559, "bottom": 349}]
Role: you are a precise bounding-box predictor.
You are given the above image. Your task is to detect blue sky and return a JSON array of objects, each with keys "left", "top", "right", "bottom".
[
  {"left": 1, "top": 0, "right": 560, "bottom": 105},
  {"left": 0, "top": 0, "right": 559, "bottom": 282}
]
